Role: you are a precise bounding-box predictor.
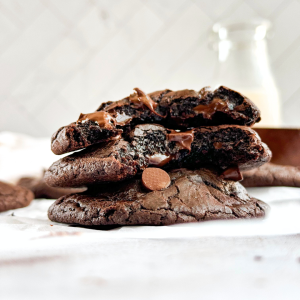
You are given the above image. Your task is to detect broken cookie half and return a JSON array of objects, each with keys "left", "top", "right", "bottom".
[{"left": 51, "top": 86, "right": 261, "bottom": 155}]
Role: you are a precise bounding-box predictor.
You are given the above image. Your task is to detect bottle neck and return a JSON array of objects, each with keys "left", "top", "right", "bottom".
[
  {"left": 215, "top": 39, "right": 274, "bottom": 90},
  {"left": 211, "top": 20, "right": 282, "bottom": 127},
  {"left": 219, "top": 39, "right": 268, "bottom": 63}
]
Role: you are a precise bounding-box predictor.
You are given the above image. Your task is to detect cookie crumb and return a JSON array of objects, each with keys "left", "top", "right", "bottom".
[{"left": 254, "top": 255, "right": 263, "bottom": 261}]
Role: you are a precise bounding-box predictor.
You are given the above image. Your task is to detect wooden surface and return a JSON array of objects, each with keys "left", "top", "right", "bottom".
[{"left": 255, "top": 128, "right": 300, "bottom": 166}]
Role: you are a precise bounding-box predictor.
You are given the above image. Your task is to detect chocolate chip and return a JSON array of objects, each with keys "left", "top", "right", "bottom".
[
  {"left": 142, "top": 168, "right": 171, "bottom": 191},
  {"left": 221, "top": 166, "right": 243, "bottom": 181},
  {"left": 77, "top": 111, "right": 116, "bottom": 128},
  {"left": 167, "top": 129, "right": 194, "bottom": 151}
]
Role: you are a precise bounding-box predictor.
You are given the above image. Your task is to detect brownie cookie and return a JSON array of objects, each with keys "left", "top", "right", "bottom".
[
  {"left": 51, "top": 111, "right": 122, "bottom": 156},
  {"left": 46, "top": 140, "right": 145, "bottom": 187},
  {"left": 45, "top": 124, "right": 271, "bottom": 187},
  {"left": 51, "top": 86, "right": 261, "bottom": 155},
  {"left": 242, "top": 163, "right": 300, "bottom": 187},
  {"left": 0, "top": 181, "right": 34, "bottom": 212},
  {"left": 17, "top": 176, "right": 87, "bottom": 199},
  {"left": 48, "top": 168, "right": 268, "bottom": 226}
]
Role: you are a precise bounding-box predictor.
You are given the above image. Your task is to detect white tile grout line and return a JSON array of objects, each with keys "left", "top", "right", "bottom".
[
  {"left": 0, "top": 3, "right": 46, "bottom": 56},
  {"left": 26, "top": 3, "right": 152, "bottom": 114},
  {"left": 0, "top": 10, "right": 68, "bottom": 106},
  {"left": 40, "top": 0, "right": 90, "bottom": 29},
  {"left": 268, "top": 0, "right": 294, "bottom": 20},
  {"left": 1, "top": 0, "right": 300, "bottom": 133},
  {"left": 281, "top": 84, "right": 300, "bottom": 105},
  {"left": 0, "top": 1, "right": 26, "bottom": 28},
  {"left": 22, "top": 2, "right": 146, "bottom": 122},
  {"left": 94, "top": 0, "right": 192, "bottom": 99},
  {"left": 272, "top": 35, "right": 300, "bottom": 70},
  {"left": 139, "top": 0, "right": 171, "bottom": 22},
  {"left": 151, "top": 33, "right": 210, "bottom": 88},
  {"left": 96, "top": 0, "right": 244, "bottom": 98},
  {"left": 244, "top": 0, "right": 290, "bottom": 19},
  {"left": 3, "top": 3, "right": 95, "bottom": 108}
]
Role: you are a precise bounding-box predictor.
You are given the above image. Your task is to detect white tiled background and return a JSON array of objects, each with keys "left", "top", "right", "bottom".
[{"left": 0, "top": 0, "right": 300, "bottom": 137}]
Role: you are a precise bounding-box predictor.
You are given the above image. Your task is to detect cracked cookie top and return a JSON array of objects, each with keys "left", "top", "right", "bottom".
[{"left": 48, "top": 168, "right": 269, "bottom": 226}]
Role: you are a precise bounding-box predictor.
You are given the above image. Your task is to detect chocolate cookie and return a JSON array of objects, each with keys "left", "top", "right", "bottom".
[
  {"left": 242, "top": 163, "right": 300, "bottom": 187},
  {"left": 51, "top": 86, "right": 261, "bottom": 155},
  {"left": 45, "top": 124, "right": 271, "bottom": 187},
  {"left": 48, "top": 168, "right": 268, "bottom": 226},
  {"left": 17, "top": 176, "right": 87, "bottom": 199},
  {"left": 0, "top": 181, "right": 34, "bottom": 212},
  {"left": 51, "top": 111, "right": 122, "bottom": 156}
]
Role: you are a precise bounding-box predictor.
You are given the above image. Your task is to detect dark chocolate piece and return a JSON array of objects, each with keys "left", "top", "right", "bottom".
[
  {"left": 51, "top": 86, "right": 261, "bottom": 155},
  {"left": 44, "top": 124, "right": 271, "bottom": 187},
  {"left": 0, "top": 181, "right": 34, "bottom": 212},
  {"left": 221, "top": 166, "right": 243, "bottom": 181},
  {"left": 242, "top": 163, "right": 300, "bottom": 187},
  {"left": 48, "top": 168, "right": 268, "bottom": 226}
]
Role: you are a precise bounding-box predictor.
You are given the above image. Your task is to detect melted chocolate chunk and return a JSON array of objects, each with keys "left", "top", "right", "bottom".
[
  {"left": 51, "top": 86, "right": 261, "bottom": 155},
  {"left": 77, "top": 111, "right": 116, "bottom": 129},
  {"left": 167, "top": 129, "right": 194, "bottom": 151},
  {"left": 193, "top": 98, "right": 230, "bottom": 119},
  {"left": 104, "top": 99, "right": 130, "bottom": 112},
  {"left": 130, "top": 88, "right": 162, "bottom": 117}
]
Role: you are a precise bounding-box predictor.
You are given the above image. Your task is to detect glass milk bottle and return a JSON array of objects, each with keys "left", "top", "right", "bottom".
[{"left": 211, "top": 19, "right": 281, "bottom": 127}]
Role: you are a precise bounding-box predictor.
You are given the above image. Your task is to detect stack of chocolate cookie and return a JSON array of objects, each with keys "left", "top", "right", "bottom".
[{"left": 46, "top": 86, "right": 271, "bottom": 226}]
